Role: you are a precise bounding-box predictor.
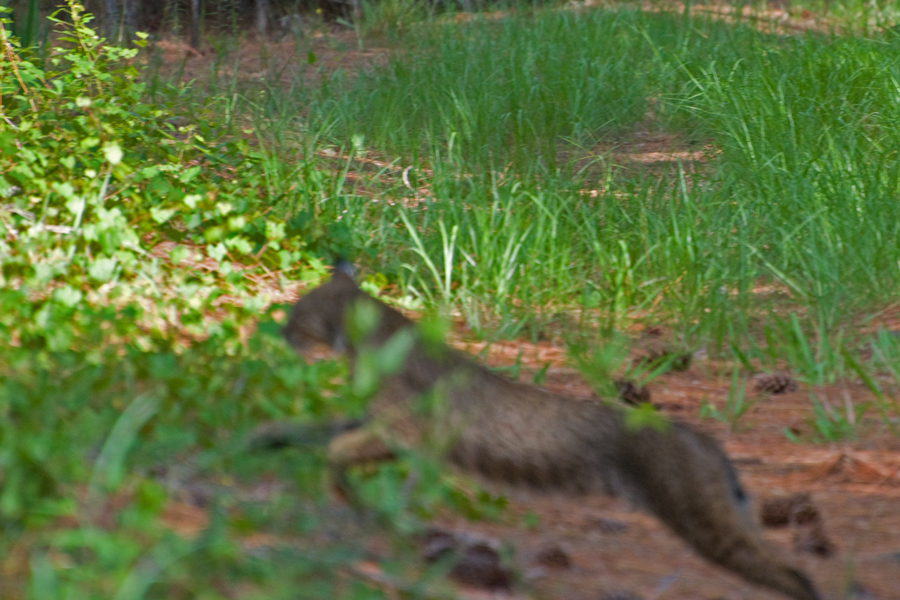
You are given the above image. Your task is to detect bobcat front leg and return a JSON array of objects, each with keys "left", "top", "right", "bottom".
[
  {"left": 326, "top": 400, "right": 423, "bottom": 509},
  {"left": 246, "top": 418, "right": 365, "bottom": 450},
  {"left": 324, "top": 426, "right": 398, "bottom": 513},
  {"left": 327, "top": 427, "right": 396, "bottom": 467},
  {"left": 246, "top": 418, "right": 397, "bottom": 507}
]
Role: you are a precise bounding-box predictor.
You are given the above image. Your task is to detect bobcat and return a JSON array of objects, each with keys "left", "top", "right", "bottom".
[{"left": 271, "top": 265, "right": 821, "bottom": 600}]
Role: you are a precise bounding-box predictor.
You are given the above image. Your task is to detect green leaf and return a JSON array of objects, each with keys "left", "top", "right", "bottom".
[
  {"left": 169, "top": 246, "right": 189, "bottom": 264},
  {"left": 180, "top": 166, "right": 201, "bottom": 183},
  {"left": 103, "top": 142, "right": 123, "bottom": 165},
  {"left": 207, "top": 243, "right": 227, "bottom": 262},
  {"left": 88, "top": 257, "right": 117, "bottom": 282},
  {"left": 52, "top": 182, "right": 76, "bottom": 201},
  {"left": 65, "top": 195, "right": 86, "bottom": 217},
  {"left": 376, "top": 328, "right": 415, "bottom": 374},
  {"left": 90, "top": 391, "right": 160, "bottom": 491},
  {"left": 227, "top": 215, "right": 247, "bottom": 231},
  {"left": 624, "top": 403, "right": 671, "bottom": 433},
  {"left": 150, "top": 207, "right": 176, "bottom": 224},
  {"left": 265, "top": 221, "right": 286, "bottom": 241},
  {"left": 225, "top": 235, "right": 252, "bottom": 254},
  {"left": 346, "top": 300, "right": 381, "bottom": 343},
  {"left": 53, "top": 286, "right": 83, "bottom": 307},
  {"left": 204, "top": 226, "right": 225, "bottom": 242},
  {"left": 183, "top": 194, "right": 202, "bottom": 209}
]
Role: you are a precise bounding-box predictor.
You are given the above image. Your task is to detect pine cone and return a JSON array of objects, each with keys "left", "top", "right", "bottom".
[
  {"left": 794, "top": 523, "right": 836, "bottom": 557},
  {"left": 615, "top": 379, "right": 651, "bottom": 405},
  {"left": 421, "top": 530, "right": 512, "bottom": 590},
  {"left": 754, "top": 373, "right": 798, "bottom": 395},
  {"left": 642, "top": 348, "right": 692, "bottom": 372},
  {"left": 760, "top": 492, "right": 820, "bottom": 528},
  {"left": 533, "top": 544, "right": 572, "bottom": 569},
  {"left": 449, "top": 542, "right": 511, "bottom": 590}
]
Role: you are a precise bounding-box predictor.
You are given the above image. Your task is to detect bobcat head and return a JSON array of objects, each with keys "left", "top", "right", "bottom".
[{"left": 282, "top": 264, "right": 361, "bottom": 353}]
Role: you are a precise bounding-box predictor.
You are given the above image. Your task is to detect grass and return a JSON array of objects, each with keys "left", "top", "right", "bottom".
[
  {"left": 141, "top": 0, "right": 900, "bottom": 425},
  {"left": 4, "top": 0, "right": 900, "bottom": 597},
  {"left": 236, "top": 8, "right": 900, "bottom": 367},
  {"left": 217, "top": 5, "right": 900, "bottom": 430}
]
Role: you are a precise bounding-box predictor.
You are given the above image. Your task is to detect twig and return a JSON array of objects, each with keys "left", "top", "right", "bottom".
[
  {"left": 402, "top": 165, "right": 414, "bottom": 191},
  {"left": 0, "top": 203, "right": 34, "bottom": 221},
  {"left": 0, "top": 22, "right": 37, "bottom": 112}
]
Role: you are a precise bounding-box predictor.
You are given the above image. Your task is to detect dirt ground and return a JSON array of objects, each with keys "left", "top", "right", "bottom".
[{"left": 428, "top": 338, "right": 900, "bottom": 600}]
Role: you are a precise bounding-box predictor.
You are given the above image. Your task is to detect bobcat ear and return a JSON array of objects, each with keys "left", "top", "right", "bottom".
[{"left": 332, "top": 259, "right": 358, "bottom": 281}]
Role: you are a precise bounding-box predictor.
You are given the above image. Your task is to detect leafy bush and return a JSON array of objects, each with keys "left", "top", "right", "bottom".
[
  {"left": 0, "top": 0, "right": 336, "bottom": 524},
  {"left": 0, "top": 1, "right": 332, "bottom": 355},
  {"left": 0, "top": 7, "right": 505, "bottom": 598}
]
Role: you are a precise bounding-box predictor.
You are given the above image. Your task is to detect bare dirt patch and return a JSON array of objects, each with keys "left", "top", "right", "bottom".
[{"left": 145, "top": 27, "right": 390, "bottom": 89}]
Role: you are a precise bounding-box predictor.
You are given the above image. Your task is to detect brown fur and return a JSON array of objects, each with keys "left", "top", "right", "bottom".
[{"left": 278, "top": 270, "right": 822, "bottom": 600}]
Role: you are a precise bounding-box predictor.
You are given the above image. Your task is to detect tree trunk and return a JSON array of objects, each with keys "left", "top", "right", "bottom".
[
  {"left": 123, "top": 0, "right": 137, "bottom": 40},
  {"left": 256, "top": 0, "right": 269, "bottom": 37},
  {"left": 105, "top": 0, "right": 119, "bottom": 39},
  {"left": 190, "top": 0, "right": 201, "bottom": 49}
]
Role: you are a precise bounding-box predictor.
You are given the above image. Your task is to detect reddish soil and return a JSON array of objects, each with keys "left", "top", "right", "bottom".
[
  {"left": 145, "top": 26, "right": 391, "bottom": 89},
  {"left": 427, "top": 337, "right": 900, "bottom": 600}
]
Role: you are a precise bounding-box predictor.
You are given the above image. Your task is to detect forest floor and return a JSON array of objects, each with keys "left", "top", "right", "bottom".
[
  {"left": 436, "top": 337, "right": 900, "bottom": 600},
  {"left": 147, "top": 8, "right": 900, "bottom": 598}
]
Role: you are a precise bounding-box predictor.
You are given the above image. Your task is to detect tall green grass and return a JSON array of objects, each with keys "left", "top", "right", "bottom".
[
  {"left": 175, "top": 8, "right": 895, "bottom": 433},
  {"left": 256, "top": 11, "right": 900, "bottom": 361},
  {"left": 308, "top": 8, "right": 746, "bottom": 171}
]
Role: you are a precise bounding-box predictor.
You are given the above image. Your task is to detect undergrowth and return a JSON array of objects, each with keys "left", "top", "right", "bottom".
[
  {"left": 1, "top": 3, "right": 497, "bottom": 598},
  {"left": 4, "top": 0, "right": 900, "bottom": 597}
]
